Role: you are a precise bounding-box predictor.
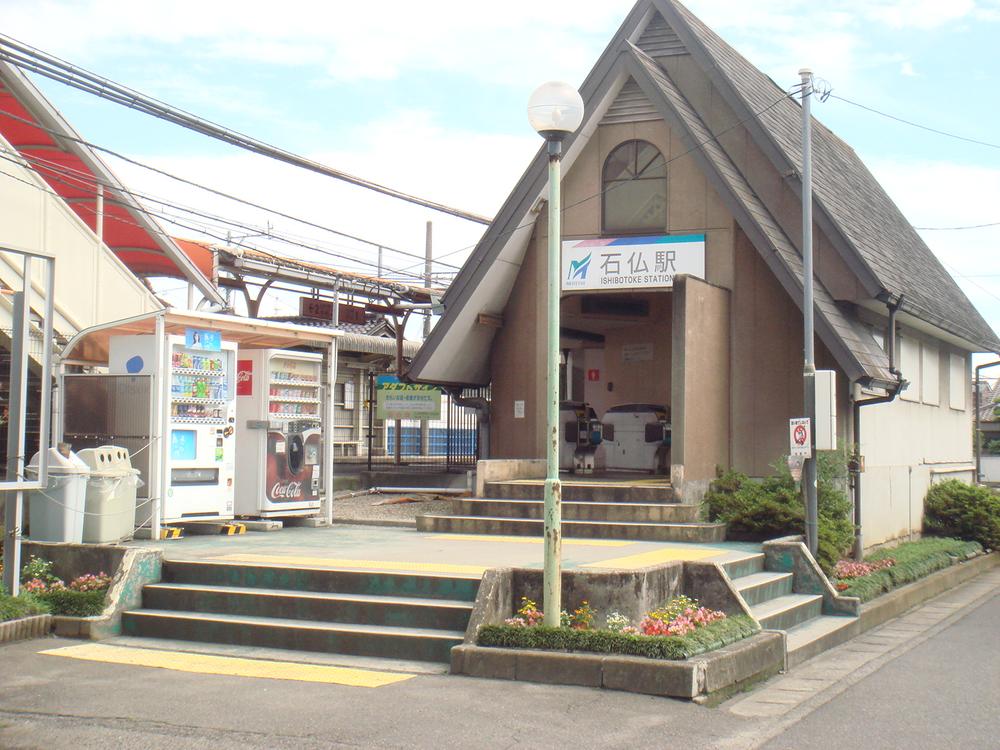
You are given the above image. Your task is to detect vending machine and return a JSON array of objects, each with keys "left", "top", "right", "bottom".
[
  {"left": 234, "top": 349, "right": 324, "bottom": 518},
  {"left": 109, "top": 333, "right": 238, "bottom": 522}
]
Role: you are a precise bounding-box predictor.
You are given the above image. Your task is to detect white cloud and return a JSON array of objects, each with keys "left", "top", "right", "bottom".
[
  {"left": 868, "top": 157, "right": 1000, "bottom": 336},
  {"left": 900, "top": 61, "right": 916, "bottom": 76}
]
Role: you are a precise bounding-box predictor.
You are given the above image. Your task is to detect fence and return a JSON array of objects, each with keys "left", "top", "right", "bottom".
[{"left": 357, "top": 373, "right": 486, "bottom": 473}]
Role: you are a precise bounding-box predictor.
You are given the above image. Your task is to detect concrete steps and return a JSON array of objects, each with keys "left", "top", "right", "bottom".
[
  {"left": 785, "top": 615, "right": 858, "bottom": 669},
  {"left": 750, "top": 594, "right": 823, "bottom": 631},
  {"left": 725, "top": 550, "right": 857, "bottom": 669},
  {"left": 416, "top": 514, "right": 727, "bottom": 543},
  {"left": 453, "top": 498, "right": 700, "bottom": 523},
  {"left": 485, "top": 480, "right": 675, "bottom": 503},
  {"left": 734, "top": 571, "right": 794, "bottom": 607},
  {"left": 122, "top": 610, "right": 465, "bottom": 664},
  {"left": 122, "top": 561, "right": 479, "bottom": 663},
  {"left": 142, "top": 583, "right": 474, "bottom": 631}
]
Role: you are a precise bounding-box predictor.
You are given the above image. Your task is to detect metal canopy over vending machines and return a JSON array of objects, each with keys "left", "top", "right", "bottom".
[
  {"left": 56, "top": 310, "right": 340, "bottom": 539},
  {"left": 235, "top": 349, "right": 324, "bottom": 518}
]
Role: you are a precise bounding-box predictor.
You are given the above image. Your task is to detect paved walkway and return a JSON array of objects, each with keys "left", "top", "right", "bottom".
[
  {"left": 716, "top": 567, "right": 1000, "bottom": 747},
  {"left": 127, "top": 523, "right": 759, "bottom": 575}
]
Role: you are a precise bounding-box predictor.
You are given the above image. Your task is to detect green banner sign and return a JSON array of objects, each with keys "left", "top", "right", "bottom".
[{"left": 376, "top": 376, "right": 441, "bottom": 420}]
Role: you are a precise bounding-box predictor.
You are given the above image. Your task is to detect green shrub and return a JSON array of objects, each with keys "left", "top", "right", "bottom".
[
  {"left": 923, "top": 480, "right": 1000, "bottom": 551},
  {"left": 477, "top": 615, "right": 758, "bottom": 660},
  {"left": 0, "top": 591, "right": 50, "bottom": 622},
  {"left": 837, "top": 537, "right": 983, "bottom": 602},
  {"left": 703, "top": 450, "right": 854, "bottom": 574},
  {"left": 36, "top": 589, "right": 107, "bottom": 617}
]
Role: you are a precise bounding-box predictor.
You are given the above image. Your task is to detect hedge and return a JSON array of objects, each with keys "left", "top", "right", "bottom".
[
  {"left": 923, "top": 480, "right": 999, "bottom": 551},
  {"left": 36, "top": 589, "right": 108, "bottom": 617},
  {"left": 0, "top": 592, "right": 50, "bottom": 622},
  {"left": 838, "top": 537, "right": 982, "bottom": 602},
  {"left": 477, "top": 615, "right": 758, "bottom": 660}
]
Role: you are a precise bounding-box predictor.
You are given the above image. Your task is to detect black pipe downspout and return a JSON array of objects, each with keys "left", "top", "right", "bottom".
[{"left": 851, "top": 296, "right": 906, "bottom": 560}]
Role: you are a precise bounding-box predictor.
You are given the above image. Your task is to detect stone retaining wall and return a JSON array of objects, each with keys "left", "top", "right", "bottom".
[{"left": 0, "top": 614, "right": 52, "bottom": 644}]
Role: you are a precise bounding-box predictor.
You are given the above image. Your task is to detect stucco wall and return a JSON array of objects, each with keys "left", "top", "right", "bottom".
[
  {"left": 671, "top": 276, "right": 730, "bottom": 494},
  {"left": 858, "top": 337, "right": 975, "bottom": 547},
  {"left": 0, "top": 134, "right": 159, "bottom": 340}
]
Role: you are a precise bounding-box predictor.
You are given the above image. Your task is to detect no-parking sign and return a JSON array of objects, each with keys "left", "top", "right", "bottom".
[{"left": 789, "top": 418, "right": 812, "bottom": 458}]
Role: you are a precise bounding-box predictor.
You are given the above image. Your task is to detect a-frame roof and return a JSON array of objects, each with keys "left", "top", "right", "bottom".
[{"left": 409, "top": 0, "right": 999, "bottom": 387}]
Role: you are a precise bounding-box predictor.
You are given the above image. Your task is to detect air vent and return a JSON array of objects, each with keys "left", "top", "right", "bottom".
[
  {"left": 601, "top": 79, "right": 660, "bottom": 125},
  {"left": 581, "top": 295, "right": 650, "bottom": 318},
  {"left": 636, "top": 13, "right": 687, "bottom": 58}
]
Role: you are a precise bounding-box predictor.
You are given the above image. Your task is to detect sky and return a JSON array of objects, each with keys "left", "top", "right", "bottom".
[{"left": 2, "top": 0, "right": 999, "bottom": 347}]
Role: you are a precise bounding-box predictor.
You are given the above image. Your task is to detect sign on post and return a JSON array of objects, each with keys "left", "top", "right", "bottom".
[
  {"left": 789, "top": 417, "right": 812, "bottom": 458},
  {"left": 376, "top": 375, "right": 441, "bottom": 420}
]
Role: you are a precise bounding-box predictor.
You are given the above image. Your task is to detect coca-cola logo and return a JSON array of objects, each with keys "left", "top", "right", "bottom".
[
  {"left": 270, "top": 481, "right": 303, "bottom": 499},
  {"left": 236, "top": 359, "right": 253, "bottom": 396},
  {"left": 237, "top": 370, "right": 251, "bottom": 382}
]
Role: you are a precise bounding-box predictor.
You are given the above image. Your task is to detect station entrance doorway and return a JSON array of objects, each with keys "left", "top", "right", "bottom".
[{"left": 559, "top": 291, "right": 673, "bottom": 475}]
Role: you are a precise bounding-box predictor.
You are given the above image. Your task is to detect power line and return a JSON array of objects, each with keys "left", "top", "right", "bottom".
[
  {"left": 915, "top": 221, "right": 1000, "bottom": 231},
  {"left": 421, "top": 85, "right": 804, "bottom": 268},
  {"left": 0, "top": 146, "right": 437, "bottom": 283},
  {"left": 828, "top": 93, "right": 1000, "bottom": 150},
  {"left": 0, "top": 34, "right": 491, "bottom": 224},
  {"left": 0, "top": 150, "right": 438, "bottom": 291},
  {"left": 0, "top": 107, "right": 464, "bottom": 273}
]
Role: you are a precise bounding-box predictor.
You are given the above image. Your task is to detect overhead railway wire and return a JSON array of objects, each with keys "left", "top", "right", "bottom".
[
  {"left": 0, "top": 106, "right": 464, "bottom": 276},
  {"left": 0, "top": 34, "right": 491, "bottom": 225}
]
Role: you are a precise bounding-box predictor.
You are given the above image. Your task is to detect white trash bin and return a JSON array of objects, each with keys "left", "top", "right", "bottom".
[
  {"left": 26, "top": 448, "right": 89, "bottom": 543},
  {"left": 77, "top": 446, "right": 141, "bottom": 543}
]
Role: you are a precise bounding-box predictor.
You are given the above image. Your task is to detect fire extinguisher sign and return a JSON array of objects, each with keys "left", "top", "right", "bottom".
[{"left": 789, "top": 417, "right": 812, "bottom": 458}]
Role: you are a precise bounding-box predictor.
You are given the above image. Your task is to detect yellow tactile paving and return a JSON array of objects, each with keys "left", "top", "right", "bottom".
[
  {"left": 581, "top": 546, "right": 721, "bottom": 569},
  {"left": 429, "top": 534, "right": 630, "bottom": 547},
  {"left": 41, "top": 643, "right": 415, "bottom": 687},
  {"left": 209, "top": 553, "right": 487, "bottom": 576}
]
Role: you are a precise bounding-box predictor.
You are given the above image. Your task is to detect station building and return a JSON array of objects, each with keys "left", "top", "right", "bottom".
[{"left": 409, "top": 0, "right": 1000, "bottom": 548}]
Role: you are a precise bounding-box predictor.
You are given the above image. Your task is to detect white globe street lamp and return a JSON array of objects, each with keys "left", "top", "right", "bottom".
[{"left": 527, "top": 80, "right": 584, "bottom": 628}]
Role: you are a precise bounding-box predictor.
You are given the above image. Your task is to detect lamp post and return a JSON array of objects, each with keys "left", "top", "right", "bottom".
[{"left": 528, "top": 81, "right": 584, "bottom": 627}]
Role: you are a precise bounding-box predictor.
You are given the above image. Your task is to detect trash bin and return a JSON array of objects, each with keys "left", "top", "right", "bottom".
[
  {"left": 77, "top": 446, "right": 141, "bottom": 544},
  {"left": 26, "top": 448, "right": 90, "bottom": 543}
]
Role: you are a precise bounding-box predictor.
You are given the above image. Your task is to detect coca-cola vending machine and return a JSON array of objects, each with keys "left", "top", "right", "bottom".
[{"left": 234, "top": 349, "right": 324, "bottom": 518}]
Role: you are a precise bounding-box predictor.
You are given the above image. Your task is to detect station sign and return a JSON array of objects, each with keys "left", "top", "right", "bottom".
[{"left": 562, "top": 234, "right": 705, "bottom": 292}]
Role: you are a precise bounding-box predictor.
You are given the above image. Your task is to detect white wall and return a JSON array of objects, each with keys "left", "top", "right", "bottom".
[
  {"left": 859, "top": 331, "right": 974, "bottom": 547},
  {"left": 981, "top": 455, "right": 1000, "bottom": 483},
  {"left": 0, "top": 136, "right": 159, "bottom": 341}
]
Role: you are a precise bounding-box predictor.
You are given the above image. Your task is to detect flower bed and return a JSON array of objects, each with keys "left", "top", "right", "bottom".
[
  {"left": 832, "top": 537, "right": 982, "bottom": 602},
  {"left": 20, "top": 556, "right": 111, "bottom": 617},
  {"left": 480, "top": 596, "right": 758, "bottom": 660}
]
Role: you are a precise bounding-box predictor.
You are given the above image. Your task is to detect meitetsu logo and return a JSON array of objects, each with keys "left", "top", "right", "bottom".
[{"left": 566, "top": 252, "right": 592, "bottom": 285}]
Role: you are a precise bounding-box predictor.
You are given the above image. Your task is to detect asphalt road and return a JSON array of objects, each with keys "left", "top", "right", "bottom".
[
  {"left": 760, "top": 590, "right": 1000, "bottom": 750},
  {"left": 0, "top": 577, "right": 997, "bottom": 749}
]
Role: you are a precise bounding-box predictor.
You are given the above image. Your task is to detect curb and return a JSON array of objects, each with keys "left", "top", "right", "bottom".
[
  {"left": 329, "top": 518, "right": 417, "bottom": 529},
  {"left": 857, "top": 550, "right": 998, "bottom": 632},
  {"left": 451, "top": 631, "right": 784, "bottom": 700},
  {"left": 0, "top": 614, "right": 52, "bottom": 644}
]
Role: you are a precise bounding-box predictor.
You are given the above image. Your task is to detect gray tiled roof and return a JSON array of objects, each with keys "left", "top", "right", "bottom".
[
  {"left": 628, "top": 43, "right": 893, "bottom": 384},
  {"left": 662, "top": 0, "right": 999, "bottom": 352}
]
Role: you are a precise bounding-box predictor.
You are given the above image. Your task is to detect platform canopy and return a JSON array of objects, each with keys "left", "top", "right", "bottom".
[{"left": 0, "top": 61, "right": 225, "bottom": 306}]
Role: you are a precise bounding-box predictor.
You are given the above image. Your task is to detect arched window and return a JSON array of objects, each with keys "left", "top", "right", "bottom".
[{"left": 602, "top": 139, "right": 667, "bottom": 234}]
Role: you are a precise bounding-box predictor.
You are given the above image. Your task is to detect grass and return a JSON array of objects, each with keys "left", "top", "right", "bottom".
[
  {"left": 836, "top": 537, "right": 983, "bottom": 603},
  {"left": 34, "top": 589, "right": 108, "bottom": 617},
  {"left": 0, "top": 591, "right": 50, "bottom": 622},
  {"left": 477, "top": 615, "right": 758, "bottom": 660}
]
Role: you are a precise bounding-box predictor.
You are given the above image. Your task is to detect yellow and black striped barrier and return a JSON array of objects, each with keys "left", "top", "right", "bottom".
[
  {"left": 159, "top": 526, "right": 183, "bottom": 540},
  {"left": 221, "top": 523, "right": 246, "bottom": 536}
]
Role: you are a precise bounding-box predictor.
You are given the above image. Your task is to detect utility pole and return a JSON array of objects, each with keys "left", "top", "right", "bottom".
[
  {"left": 424, "top": 222, "right": 433, "bottom": 338},
  {"left": 800, "top": 68, "right": 818, "bottom": 557}
]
